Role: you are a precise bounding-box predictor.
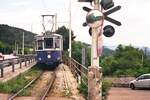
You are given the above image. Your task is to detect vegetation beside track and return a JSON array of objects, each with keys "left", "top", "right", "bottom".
[
  {"left": 0, "top": 66, "right": 42, "bottom": 96},
  {"left": 78, "top": 82, "right": 88, "bottom": 98},
  {"left": 78, "top": 80, "right": 112, "bottom": 100},
  {"left": 102, "top": 80, "right": 112, "bottom": 100}
]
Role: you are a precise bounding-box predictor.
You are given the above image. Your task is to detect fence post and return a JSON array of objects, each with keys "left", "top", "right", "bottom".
[
  {"left": 19, "top": 59, "right": 22, "bottom": 69},
  {"left": 28, "top": 58, "right": 30, "bottom": 64},
  {"left": 1, "top": 68, "right": 3, "bottom": 78},
  {"left": 25, "top": 58, "right": 27, "bottom": 66},
  {"left": 11, "top": 60, "right": 15, "bottom": 72},
  {"left": 0, "top": 64, "right": 4, "bottom": 77},
  {"left": 31, "top": 58, "right": 32, "bottom": 63}
]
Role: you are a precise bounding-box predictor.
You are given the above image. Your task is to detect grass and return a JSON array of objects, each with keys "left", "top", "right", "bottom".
[
  {"left": 78, "top": 82, "right": 88, "bottom": 98},
  {"left": 0, "top": 66, "right": 42, "bottom": 96},
  {"left": 102, "top": 79, "right": 112, "bottom": 100},
  {"left": 78, "top": 79, "right": 112, "bottom": 100}
]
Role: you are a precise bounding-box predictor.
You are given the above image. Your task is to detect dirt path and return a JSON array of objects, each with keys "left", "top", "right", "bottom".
[
  {"left": 108, "top": 87, "right": 150, "bottom": 100},
  {"left": 48, "top": 64, "right": 85, "bottom": 100},
  {"left": 30, "top": 71, "right": 52, "bottom": 97}
]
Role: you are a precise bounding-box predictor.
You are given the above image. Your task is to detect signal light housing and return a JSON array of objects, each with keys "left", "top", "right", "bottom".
[
  {"left": 101, "top": 0, "right": 114, "bottom": 10},
  {"left": 78, "top": 0, "right": 93, "bottom": 2},
  {"left": 89, "top": 28, "right": 92, "bottom": 36},
  {"left": 103, "top": 25, "right": 115, "bottom": 37}
]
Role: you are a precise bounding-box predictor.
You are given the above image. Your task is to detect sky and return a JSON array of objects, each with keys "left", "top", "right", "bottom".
[{"left": 0, "top": 0, "right": 150, "bottom": 48}]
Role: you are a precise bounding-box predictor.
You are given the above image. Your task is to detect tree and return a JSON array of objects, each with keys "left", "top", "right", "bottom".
[
  {"left": 101, "top": 45, "right": 150, "bottom": 76},
  {"left": 115, "top": 45, "right": 143, "bottom": 68},
  {"left": 56, "top": 26, "right": 75, "bottom": 51},
  {"left": 0, "top": 24, "right": 35, "bottom": 54}
]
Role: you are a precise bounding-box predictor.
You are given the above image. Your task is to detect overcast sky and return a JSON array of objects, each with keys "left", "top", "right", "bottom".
[{"left": 0, "top": 0, "right": 150, "bottom": 47}]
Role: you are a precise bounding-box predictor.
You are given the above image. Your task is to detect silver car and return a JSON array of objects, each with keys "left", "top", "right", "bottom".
[{"left": 129, "top": 74, "right": 150, "bottom": 89}]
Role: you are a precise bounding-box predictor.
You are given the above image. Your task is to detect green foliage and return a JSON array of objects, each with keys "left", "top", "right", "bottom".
[
  {"left": 102, "top": 80, "right": 112, "bottom": 100},
  {"left": 0, "top": 66, "right": 41, "bottom": 95},
  {"left": 101, "top": 44, "right": 150, "bottom": 77},
  {"left": 56, "top": 26, "right": 75, "bottom": 51},
  {"left": 0, "top": 41, "right": 5, "bottom": 48},
  {"left": 72, "top": 41, "right": 85, "bottom": 63},
  {"left": 0, "top": 41, "right": 12, "bottom": 54},
  {"left": 102, "top": 46, "right": 114, "bottom": 56},
  {"left": 72, "top": 41, "right": 91, "bottom": 66},
  {"left": 62, "top": 51, "right": 68, "bottom": 59},
  {"left": 78, "top": 82, "right": 88, "bottom": 97},
  {"left": 78, "top": 79, "right": 112, "bottom": 100},
  {"left": 0, "top": 24, "right": 35, "bottom": 54}
]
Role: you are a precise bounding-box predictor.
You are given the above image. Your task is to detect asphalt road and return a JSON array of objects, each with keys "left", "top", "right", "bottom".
[{"left": 108, "top": 87, "right": 150, "bottom": 100}]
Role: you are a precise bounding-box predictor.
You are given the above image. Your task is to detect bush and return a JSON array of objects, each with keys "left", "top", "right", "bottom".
[
  {"left": 78, "top": 82, "right": 88, "bottom": 98},
  {"left": 0, "top": 66, "right": 41, "bottom": 95},
  {"left": 102, "top": 80, "right": 112, "bottom": 100}
]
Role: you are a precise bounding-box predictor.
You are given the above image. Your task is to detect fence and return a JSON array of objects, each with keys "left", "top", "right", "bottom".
[
  {"left": 0, "top": 55, "right": 36, "bottom": 78},
  {"left": 65, "top": 57, "right": 88, "bottom": 86}
]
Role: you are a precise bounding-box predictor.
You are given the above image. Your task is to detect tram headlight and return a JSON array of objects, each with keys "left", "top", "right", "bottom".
[
  {"left": 38, "top": 58, "right": 41, "bottom": 61},
  {"left": 47, "top": 55, "right": 51, "bottom": 59},
  {"left": 57, "top": 57, "right": 60, "bottom": 60}
]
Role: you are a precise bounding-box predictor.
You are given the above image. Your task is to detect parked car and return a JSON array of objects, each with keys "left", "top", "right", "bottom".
[{"left": 129, "top": 74, "right": 150, "bottom": 89}]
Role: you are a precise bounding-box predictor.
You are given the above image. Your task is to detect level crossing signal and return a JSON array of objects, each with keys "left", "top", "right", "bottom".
[{"left": 79, "top": 0, "right": 121, "bottom": 37}]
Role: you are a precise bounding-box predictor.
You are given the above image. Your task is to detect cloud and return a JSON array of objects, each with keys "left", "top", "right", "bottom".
[
  {"left": 11, "top": 1, "right": 30, "bottom": 6},
  {"left": 0, "top": 0, "right": 150, "bottom": 47}
]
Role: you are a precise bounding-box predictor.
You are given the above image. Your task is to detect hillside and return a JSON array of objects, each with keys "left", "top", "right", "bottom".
[
  {"left": 0, "top": 24, "right": 35, "bottom": 53},
  {"left": 102, "top": 46, "right": 114, "bottom": 56}
]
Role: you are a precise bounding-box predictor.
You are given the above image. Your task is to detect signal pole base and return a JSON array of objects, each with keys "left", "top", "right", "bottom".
[{"left": 88, "top": 66, "right": 102, "bottom": 100}]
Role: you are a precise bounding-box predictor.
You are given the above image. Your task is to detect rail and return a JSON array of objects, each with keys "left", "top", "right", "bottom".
[
  {"left": 0, "top": 55, "right": 36, "bottom": 78},
  {"left": 65, "top": 57, "right": 88, "bottom": 86},
  {"left": 40, "top": 72, "right": 56, "bottom": 100},
  {"left": 8, "top": 71, "right": 43, "bottom": 100}
]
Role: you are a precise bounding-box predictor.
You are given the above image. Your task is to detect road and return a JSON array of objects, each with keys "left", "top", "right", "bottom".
[{"left": 108, "top": 87, "right": 150, "bottom": 100}]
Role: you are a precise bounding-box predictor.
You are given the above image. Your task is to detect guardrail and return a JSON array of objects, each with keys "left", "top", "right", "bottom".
[
  {"left": 0, "top": 55, "right": 36, "bottom": 78},
  {"left": 65, "top": 57, "right": 88, "bottom": 86}
]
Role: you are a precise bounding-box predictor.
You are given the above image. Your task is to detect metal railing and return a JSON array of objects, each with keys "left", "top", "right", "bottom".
[
  {"left": 0, "top": 55, "right": 36, "bottom": 78},
  {"left": 65, "top": 57, "right": 88, "bottom": 86}
]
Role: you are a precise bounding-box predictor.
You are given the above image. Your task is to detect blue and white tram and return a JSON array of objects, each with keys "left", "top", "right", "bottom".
[{"left": 35, "top": 32, "right": 63, "bottom": 68}]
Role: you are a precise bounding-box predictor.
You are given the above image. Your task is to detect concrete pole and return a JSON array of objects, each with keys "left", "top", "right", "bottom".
[
  {"left": 14, "top": 41, "right": 16, "bottom": 54},
  {"left": 22, "top": 32, "right": 24, "bottom": 55},
  {"left": 69, "top": 0, "right": 72, "bottom": 58},
  {"left": 88, "top": 0, "right": 102, "bottom": 100},
  {"left": 82, "top": 48, "right": 86, "bottom": 66},
  {"left": 16, "top": 44, "right": 18, "bottom": 55},
  {"left": 55, "top": 13, "right": 57, "bottom": 32}
]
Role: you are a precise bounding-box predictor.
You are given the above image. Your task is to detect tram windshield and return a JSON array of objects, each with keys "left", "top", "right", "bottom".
[{"left": 44, "top": 38, "right": 53, "bottom": 49}]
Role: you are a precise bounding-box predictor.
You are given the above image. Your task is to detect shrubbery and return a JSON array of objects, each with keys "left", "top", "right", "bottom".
[
  {"left": 101, "top": 45, "right": 150, "bottom": 77},
  {"left": 0, "top": 66, "right": 41, "bottom": 95},
  {"left": 102, "top": 80, "right": 112, "bottom": 100}
]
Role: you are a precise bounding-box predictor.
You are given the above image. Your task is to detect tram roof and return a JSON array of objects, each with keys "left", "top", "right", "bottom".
[{"left": 35, "top": 33, "right": 62, "bottom": 40}]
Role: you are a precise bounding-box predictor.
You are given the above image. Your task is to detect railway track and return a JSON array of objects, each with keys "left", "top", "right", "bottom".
[
  {"left": 40, "top": 71, "right": 56, "bottom": 100},
  {"left": 8, "top": 71, "right": 43, "bottom": 100},
  {"left": 6, "top": 64, "right": 85, "bottom": 100},
  {"left": 8, "top": 69, "right": 56, "bottom": 100}
]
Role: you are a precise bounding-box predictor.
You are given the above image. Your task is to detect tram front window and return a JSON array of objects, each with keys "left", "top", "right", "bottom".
[
  {"left": 44, "top": 38, "right": 53, "bottom": 49},
  {"left": 55, "top": 39, "right": 60, "bottom": 49},
  {"left": 37, "top": 40, "right": 43, "bottom": 50}
]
